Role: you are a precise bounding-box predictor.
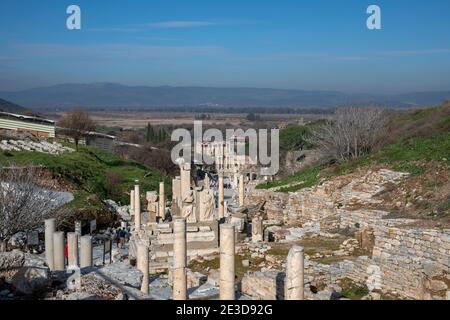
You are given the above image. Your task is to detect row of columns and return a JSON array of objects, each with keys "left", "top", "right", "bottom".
[
  {"left": 45, "top": 219, "right": 93, "bottom": 271},
  {"left": 167, "top": 218, "right": 304, "bottom": 300}
]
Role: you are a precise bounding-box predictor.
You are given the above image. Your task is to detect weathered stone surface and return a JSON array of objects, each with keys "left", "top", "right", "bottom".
[
  {"left": 12, "top": 267, "right": 51, "bottom": 295},
  {"left": 241, "top": 271, "right": 285, "bottom": 300},
  {"left": 0, "top": 251, "right": 25, "bottom": 270}
]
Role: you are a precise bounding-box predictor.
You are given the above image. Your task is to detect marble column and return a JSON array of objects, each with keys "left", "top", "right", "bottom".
[
  {"left": 172, "top": 176, "right": 181, "bottom": 213},
  {"left": 53, "top": 231, "right": 65, "bottom": 271},
  {"left": 137, "top": 243, "right": 147, "bottom": 273},
  {"left": 80, "top": 236, "right": 93, "bottom": 268},
  {"left": 130, "top": 190, "right": 135, "bottom": 213},
  {"left": 218, "top": 172, "right": 224, "bottom": 219},
  {"left": 285, "top": 246, "right": 305, "bottom": 300},
  {"left": 220, "top": 224, "right": 235, "bottom": 300},
  {"left": 67, "top": 232, "right": 79, "bottom": 267},
  {"left": 45, "top": 218, "right": 56, "bottom": 270},
  {"left": 173, "top": 218, "right": 187, "bottom": 300},
  {"left": 139, "top": 244, "right": 150, "bottom": 295},
  {"left": 134, "top": 183, "right": 141, "bottom": 230},
  {"left": 159, "top": 182, "right": 165, "bottom": 221},
  {"left": 180, "top": 162, "right": 191, "bottom": 201},
  {"left": 239, "top": 174, "right": 245, "bottom": 207}
]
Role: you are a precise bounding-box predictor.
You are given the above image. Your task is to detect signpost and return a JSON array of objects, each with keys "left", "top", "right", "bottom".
[{"left": 103, "top": 238, "right": 112, "bottom": 265}]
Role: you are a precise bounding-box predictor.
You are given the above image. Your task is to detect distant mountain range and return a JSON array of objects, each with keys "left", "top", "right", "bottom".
[
  {"left": 1, "top": 83, "right": 449, "bottom": 110},
  {"left": 0, "top": 98, "right": 27, "bottom": 113}
]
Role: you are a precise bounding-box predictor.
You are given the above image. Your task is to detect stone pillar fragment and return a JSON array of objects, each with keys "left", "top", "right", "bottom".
[
  {"left": 173, "top": 218, "right": 187, "bottom": 300},
  {"left": 218, "top": 172, "right": 224, "bottom": 219},
  {"left": 220, "top": 224, "right": 235, "bottom": 300},
  {"left": 53, "top": 231, "right": 65, "bottom": 271},
  {"left": 80, "top": 236, "right": 93, "bottom": 268},
  {"left": 285, "top": 246, "right": 304, "bottom": 300},
  {"left": 159, "top": 182, "right": 166, "bottom": 221},
  {"left": 239, "top": 174, "right": 245, "bottom": 207},
  {"left": 134, "top": 183, "right": 141, "bottom": 230},
  {"left": 45, "top": 219, "right": 56, "bottom": 270},
  {"left": 67, "top": 232, "right": 79, "bottom": 267},
  {"left": 252, "top": 217, "right": 264, "bottom": 243}
]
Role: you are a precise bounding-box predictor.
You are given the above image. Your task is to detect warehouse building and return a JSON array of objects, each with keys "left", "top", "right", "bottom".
[{"left": 0, "top": 112, "right": 56, "bottom": 138}]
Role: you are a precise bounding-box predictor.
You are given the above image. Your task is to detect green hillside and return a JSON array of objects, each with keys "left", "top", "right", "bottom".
[
  {"left": 0, "top": 145, "right": 171, "bottom": 211},
  {"left": 258, "top": 103, "right": 450, "bottom": 193}
]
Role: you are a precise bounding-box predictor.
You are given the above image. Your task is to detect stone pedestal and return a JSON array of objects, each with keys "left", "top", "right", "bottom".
[
  {"left": 53, "top": 231, "right": 65, "bottom": 271},
  {"left": 220, "top": 224, "right": 235, "bottom": 300},
  {"left": 239, "top": 174, "right": 245, "bottom": 207},
  {"left": 173, "top": 218, "right": 187, "bottom": 300},
  {"left": 45, "top": 219, "right": 56, "bottom": 270},
  {"left": 80, "top": 236, "right": 93, "bottom": 268},
  {"left": 218, "top": 172, "right": 224, "bottom": 219},
  {"left": 285, "top": 246, "right": 304, "bottom": 300},
  {"left": 159, "top": 182, "right": 166, "bottom": 221},
  {"left": 134, "top": 184, "right": 141, "bottom": 230},
  {"left": 67, "top": 232, "right": 79, "bottom": 267}
]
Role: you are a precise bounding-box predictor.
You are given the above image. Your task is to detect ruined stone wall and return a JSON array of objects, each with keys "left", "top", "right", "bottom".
[
  {"left": 241, "top": 270, "right": 285, "bottom": 300},
  {"left": 337, "top": 226, "right": 450, "bottom": 299}
]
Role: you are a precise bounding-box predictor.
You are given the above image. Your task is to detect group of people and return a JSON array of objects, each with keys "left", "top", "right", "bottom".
[{"left": 114, "top": 227, "right": 130, "bottom": 249}]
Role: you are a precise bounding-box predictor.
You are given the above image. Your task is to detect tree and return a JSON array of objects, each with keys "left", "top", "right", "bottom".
[
  {"left": 58, "top": 109, "right": 96, "bottom": 151},
  {"left": 0, "top": 165, "right": 67, "bottom": 251},
  {"left": 308, "top": 107, "right": 388, "bottom": 161}
]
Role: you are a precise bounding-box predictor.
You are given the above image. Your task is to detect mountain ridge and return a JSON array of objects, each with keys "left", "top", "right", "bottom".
[{"left": 1, "top": 83, "right": 449, "bottom": 110}]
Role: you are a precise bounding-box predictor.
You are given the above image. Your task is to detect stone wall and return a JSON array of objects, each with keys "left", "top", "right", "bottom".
[{"left": 247, "top": 169, "right": 450, "bottom": 299}]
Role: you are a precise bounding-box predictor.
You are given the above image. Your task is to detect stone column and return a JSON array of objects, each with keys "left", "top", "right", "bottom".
[
  {"left": 67, "top": 232, "right": 79, "bottom": 267},
  {"left": 45, "top": 218, "right": 56, "bottom": 270},
  {"left": 130, "top": 190, "right": 135, "bottom": 212},
  {"left": 285, "top": 246, "right": 304, "bottom": 300},
  {"left": 218, "top": 172, "right": 224, "bottom": 219},
  {"left": 239, "top": 174, "right": 245, "bottom": 207},
  {"left": 134, "top": 183, "right": 141, "bottom": 230},
  {"left": 80, "top": 236, "right": 93, "bottom": 268},
  {"left": 136, "top": 243, "right": 147, "bottom": 273},
  {"left": 180, "top": 162, "right": 191, "bottom": 201},
  {"left": 173, "top": 218, "right": 187, "bottom": 300},
  {"left": 220, "top": 224, "right": 235, "bottom": 300},
  {"left": 172, "top": 176, "right": 181, "bottom": 213},
  {"left": 252, "top": 217, "right": 264, "bottom": 243},
  {"left": 139, "top": 244, "right": 150, "bottom": 295},
  {"left": 53, "top": 231, "right": 65, "bottom": 271},
  {"left": 159, "top": 182, "right": 165, "bottom": 221}
]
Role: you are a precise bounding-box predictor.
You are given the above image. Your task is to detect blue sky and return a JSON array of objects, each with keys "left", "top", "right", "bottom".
[{"left": 1, "top": 0, "right": 450, "bottom": 93}]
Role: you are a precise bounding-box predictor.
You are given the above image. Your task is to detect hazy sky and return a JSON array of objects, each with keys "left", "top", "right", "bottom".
[{"left": 1, "top": 0, "right": 450, "bottom": 93}]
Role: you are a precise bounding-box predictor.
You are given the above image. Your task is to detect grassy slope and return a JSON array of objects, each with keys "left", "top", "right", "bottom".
[
  {"left": 257, "top": 104, "right": 450, "bottom": 193},
  {"left": 0, "top": 146, "right": 171, "bottom": 208}
]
